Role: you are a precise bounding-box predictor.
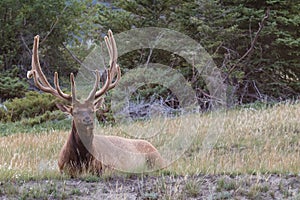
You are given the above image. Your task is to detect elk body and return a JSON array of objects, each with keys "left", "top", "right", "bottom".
[{"left": 27, "top": 31, "right": 164, "bottom": 177}]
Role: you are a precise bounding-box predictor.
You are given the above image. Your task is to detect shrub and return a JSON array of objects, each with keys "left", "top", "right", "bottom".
[
  {"left": 0, "top": 66, "right": 28, "bottom": 100},
  {"left": 20, "top": 110, "right": 67, "bottom": 126},
  {"left": 0, "top": 91, "right": 65, "bottom": 122}
]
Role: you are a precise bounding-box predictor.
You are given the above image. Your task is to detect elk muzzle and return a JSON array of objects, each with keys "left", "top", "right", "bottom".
[{"left": 82, "top": 115, "right": 93, "bottom": 126}]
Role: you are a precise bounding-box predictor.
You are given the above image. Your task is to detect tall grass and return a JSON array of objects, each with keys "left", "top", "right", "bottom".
[{"left": 0, "top": 102, "right": 299, "bottom": 180}]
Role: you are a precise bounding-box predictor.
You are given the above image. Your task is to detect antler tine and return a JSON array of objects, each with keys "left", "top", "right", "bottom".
[
  {"left": 28, "top": 36, "right": 46, "bottom": 82},
  {"left": 109, "top": 29, "right": 118, "bottom": 62},
  {"left": 54, "top": 72, "right": 72, "bottom": 101},
  {"left": 104, "top": 35, "right": 112, "bottom": 62},
  {"left": 107, "top": 64, "right": 121, "bottom": 90},
  {"left": 94, "top": 30, "right": 121, "bottom": 101},
  {"left": 86, "top": 70, "right": 101, "bottom": 102},
  {"left": 107, "top": 29, "right": 121, "bottom": 89},
  {"left": 94, "top": 68, "right": 112, "bottom": 100},
  {"left": 28, "top": 35, "right": 72, "bottom": 102},
  {"left": 33, "top": 36, "right": 54, "bottom": 87},
  {"left": 70, "top": 73, "right": 79, "bottom": 103},
  {"left": 32, "top": 71, "right": 57, "bottom": 94}
]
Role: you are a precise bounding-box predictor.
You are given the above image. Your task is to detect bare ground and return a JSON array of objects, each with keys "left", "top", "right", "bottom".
[{"left": 0, "top": 174, "right": 299, "bottom": 199}]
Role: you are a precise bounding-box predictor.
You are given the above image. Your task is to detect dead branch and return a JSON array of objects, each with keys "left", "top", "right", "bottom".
[
  {"left": 61, "top": 42, "right": 83, "bottom": 66},
  {"left": 40, "top": 5, "right": 68, "bottom": 45},
  {"left": 226, "top": 7, "right": 270, "bottom": 77},
  {"left": 20, "top": 34, "right": 31, "bottom": 54}
]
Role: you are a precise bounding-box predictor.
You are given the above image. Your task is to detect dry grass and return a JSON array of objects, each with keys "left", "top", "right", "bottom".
[
  {"left": 0, "top": 103, "right": 299, "bottom": 180},
  {"left": 0, "top": 130, "right": 66, "bottom": 180},
  {"left": 173, "top": 102, "right": 300, "bottom": 175}
]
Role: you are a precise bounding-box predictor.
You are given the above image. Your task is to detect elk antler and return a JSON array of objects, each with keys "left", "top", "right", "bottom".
[
  {"left": 27, "top": 35, "right": 72, "bottom": 102},
  {"left": 93, "top": 30, "right": 121, "bottom": 104},
  {"left": 27, "top": 30, "right": 121, "bottom": 105}
]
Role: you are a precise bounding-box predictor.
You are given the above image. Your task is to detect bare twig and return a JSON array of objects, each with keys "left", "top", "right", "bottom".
[
  {"left": 40, "top": 5, "right": 68, "bottom": 44},
  {"left": 20, "top": 34, "right": 31, "bottom": 54},
  {"left": 145, "top": 48, "right": 153, "bottom": 67},
  {"left": 226, "top": 7, "right": 270, "bottom": 77},
  {"left": 212, "top": 42, "right": 224, "bottom": 57},
  {"left": 61, "top": 42, "right": 83, "bottom": 66},
  {"left": 252, "top": 80, "right": 262, "bottom": 99},
  {"left": 238, "top": 8, "right": 270, "bottom": 62},
  {"left": 196, "top": 88, "right": 224, "bottom": 103},
  {"left": 62, "top": 42, "right": 103, "bottom": 80},
  {"left": 144, "top": 32, "right": 164, "bottom": 67}
]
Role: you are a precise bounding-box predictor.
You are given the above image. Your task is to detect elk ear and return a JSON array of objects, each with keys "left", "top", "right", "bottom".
[{"left": 56, "top": 103, "right": 72, "bottom": 114}]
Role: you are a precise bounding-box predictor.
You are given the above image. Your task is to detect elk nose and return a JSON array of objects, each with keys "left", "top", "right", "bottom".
[{"left": 83, "top": 116, "right": 92, "bottom": 125}]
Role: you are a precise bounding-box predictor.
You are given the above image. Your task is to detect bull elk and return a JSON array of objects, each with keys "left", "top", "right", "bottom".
[{"left": 27, "top": 30, "right": 164, "bottom": 177}]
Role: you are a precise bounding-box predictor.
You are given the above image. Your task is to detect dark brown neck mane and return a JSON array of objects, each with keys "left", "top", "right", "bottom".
[{"left": 68, "top": 121, "right": 93, "bottom": 167}]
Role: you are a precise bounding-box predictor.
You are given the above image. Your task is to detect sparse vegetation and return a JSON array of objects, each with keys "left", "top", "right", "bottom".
[
  {"left": 217, "top": 178, "right": 237, "bottom": 192},
  {"left": 184, "top": 177, "right": 202, "bottom": 197}
]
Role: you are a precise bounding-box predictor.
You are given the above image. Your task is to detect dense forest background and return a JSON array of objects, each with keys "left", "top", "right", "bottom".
[{"left": 0, "top": 0, "right": 299, "bottom": 123}]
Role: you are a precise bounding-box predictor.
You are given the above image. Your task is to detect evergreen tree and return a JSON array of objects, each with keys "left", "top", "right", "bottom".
[
  {"left": 0, "top": 0, "right": 97, "bottom": 100},
  {"left": 97, "top": 0, "right": 299, "bottom": 104}
]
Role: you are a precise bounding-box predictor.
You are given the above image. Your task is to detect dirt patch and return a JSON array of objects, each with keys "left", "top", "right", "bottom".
[{"left": 0, "top": 174, "right": 299, "bottom": 199}]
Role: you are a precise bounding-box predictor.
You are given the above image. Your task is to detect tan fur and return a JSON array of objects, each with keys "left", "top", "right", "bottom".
[
  {"left": 92, "top": 135, "right": 165, "bottom": 172},
  {"left": 58, "top": 122, "right": 164, "bottom": 175}
]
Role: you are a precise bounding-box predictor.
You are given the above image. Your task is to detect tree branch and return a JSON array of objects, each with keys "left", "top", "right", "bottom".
[
  {"left": 226, "top": 7, "right": 270, "bottom": 76},
  {"left": 61, "top": 42, "right": 83, "bottom": 66},
  {"left": 61, "top": 43, "right": 96, "bottom": 73},
  {"left": 238, "top": 7, "right": 270, "bottom": 63},
  {"left": 20, "top": 34, "right": 31, "bottom": 54},
  {"left": 40, "top": 5, "right": 68, "bottom": 45}
]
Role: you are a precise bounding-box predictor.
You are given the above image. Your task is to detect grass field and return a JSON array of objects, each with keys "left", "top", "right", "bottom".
[
  {"left": 0, "top": 102, "right": 299, "bottom": 180},
  {"left": 0, "top": 102, "right": 299, "bottom": 199}
]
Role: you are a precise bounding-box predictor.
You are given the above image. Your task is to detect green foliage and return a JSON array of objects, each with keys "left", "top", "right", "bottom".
[
  {"left": 20, "top": 110, "right": 67, "bottom": 127},
  {"left": 97, "top": 0, "right": 299, "bottom": 105},
  {"left": 0, "top": 0, "right": 97, "bottom": 96},
  {"left": 219, "top": 0, "right": 300, "bottom": 102},
  {"left": 0, "top": 67, "right": 28, "bottom": 100},
  {"left": 0, "top": 0, "right": 299, "bottom": 125},
  {"left": 0, "top": 119, "right": 70, "bottom": 137},
  {"left": 96, "top": 1, "right": 201, "bottom": 112},
  {"left": 0, "top": 91, "right": 63, "bottom": 122},
  {"left": 218, "top": 1, "right": 298, "bottom": 101}
]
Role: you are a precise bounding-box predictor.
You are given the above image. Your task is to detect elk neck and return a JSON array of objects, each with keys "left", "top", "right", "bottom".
[{"left": 69, "top": 120, "right": 94, "bottom": 157}]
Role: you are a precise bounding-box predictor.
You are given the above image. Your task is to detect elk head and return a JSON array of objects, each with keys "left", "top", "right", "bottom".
[{"left": 27, "top": 30, "right": 121, "bottom": 143}]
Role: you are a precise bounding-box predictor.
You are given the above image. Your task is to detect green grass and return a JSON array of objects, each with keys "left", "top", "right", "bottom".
[
  {"left": 0, "top": 102, "right": 299, "bottom": 180},
  {"left": 0, "top": 118, "right": 71, "bottom": 137}
]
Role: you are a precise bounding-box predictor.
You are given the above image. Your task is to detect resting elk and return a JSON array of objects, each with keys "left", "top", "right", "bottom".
[{"left": 27, "top": 30, "right": 164, "bottom": 177}]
